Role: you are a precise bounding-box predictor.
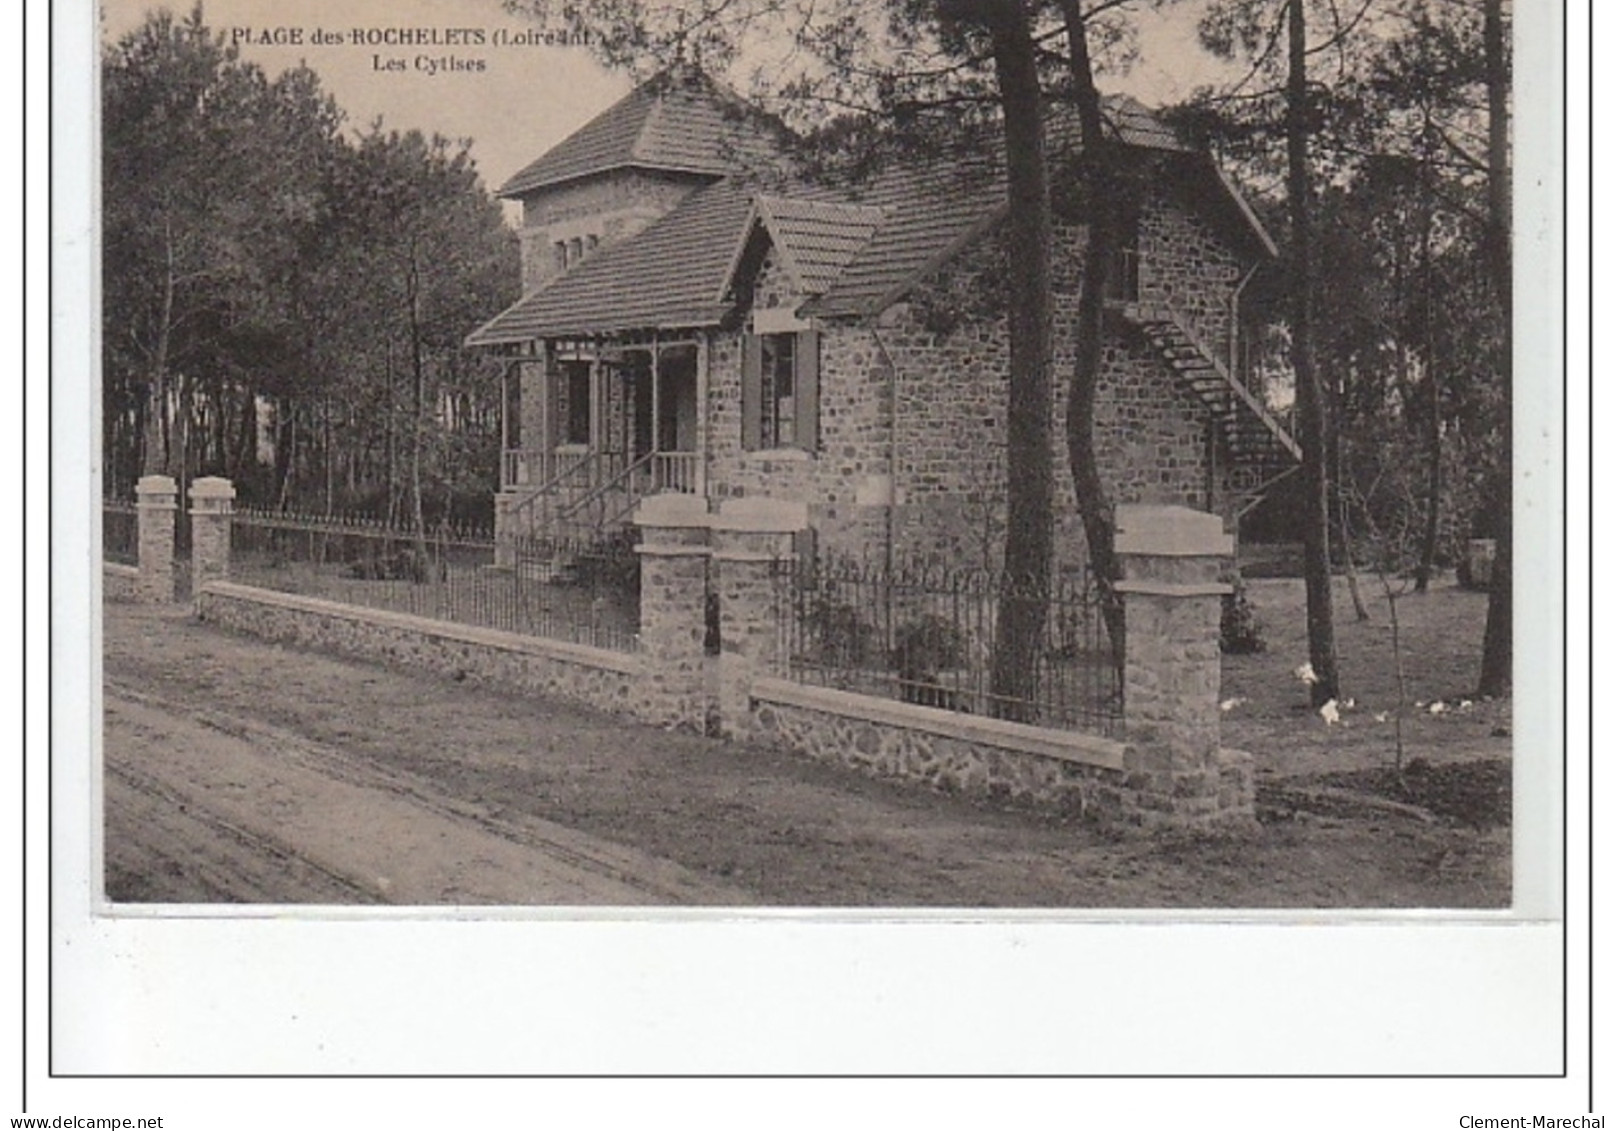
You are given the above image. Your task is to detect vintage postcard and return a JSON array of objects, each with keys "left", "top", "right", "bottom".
[{"left": 42, "top": 0, "right": 1577, "bottom": 1108}]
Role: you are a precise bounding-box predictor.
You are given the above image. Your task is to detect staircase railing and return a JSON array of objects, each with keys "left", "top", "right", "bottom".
[
  {"left": 502, "top": 448, "right": 701, "bottom": 542},
  {"left": 650, "top": 450, "right": 701, "bottom": 495},
  {"left": 1134, "top": 302, "right": 1301, "bottom": 461},
  {"left": 554, "top": 449, "right": 658, "bottom": 535},
  {"left": 500, "top": 448, "right": 606, "bottom": 539}
]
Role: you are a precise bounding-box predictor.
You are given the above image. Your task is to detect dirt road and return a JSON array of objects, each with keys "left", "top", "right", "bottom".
[
  {"left": 104, "top": 683, "right": 753, "bottom": 905},
  {"left": 101, "top": 603, "right": 1509, "bottom": 907}
]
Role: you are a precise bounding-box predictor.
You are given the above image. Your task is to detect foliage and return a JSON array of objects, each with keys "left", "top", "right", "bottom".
[
  {"left": 801, "top": 595, "right": 881, "bottom": 669},
  {"left": 1220, "top": 572, "right": 1266, "bottom": 654},
  {"left": 101, "top": 6, "right": 519, "bottom": 520},
  {"left": 891, "top": 613, "right": 968, "bottom": 679}
]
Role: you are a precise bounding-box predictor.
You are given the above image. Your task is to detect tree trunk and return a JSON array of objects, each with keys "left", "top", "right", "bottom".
[
  {"left": 324, "top": 396, "right": 335, "bottom": 513},
  {"left": 984, "top": 1, "right": 1055, "bottom": 722},
  {"left": 1477, "top": 0, "right": 1511, "bottom": 697},
  {"left": 1415, "top": 116, "right": 1441, "bottom": 593},
  {"left": 407, "top": 248, "right": 431, "bottom": 569},
  {"left": 386, "top": 339, "right": 400, "bottom": 527},
  {"left": 1337, "top": 466, "right": 1370, "bottom": 622},
  {"left": 1288, "top": 0, "right": 1341, "bottom": 706},
  {"left": 1416, "top": 356, "right": 1442, "bottom": 592},
  {"left": 142, "top": 228, "right": 177, "bottom": 478},
  {"left": 1060, "top": 0, "right": 1127, "bottom": 673}
]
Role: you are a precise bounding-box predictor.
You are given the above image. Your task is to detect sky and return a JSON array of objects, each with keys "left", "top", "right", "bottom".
[{"left": 99, "top": 0, "right": 1232, "bottom": 206}]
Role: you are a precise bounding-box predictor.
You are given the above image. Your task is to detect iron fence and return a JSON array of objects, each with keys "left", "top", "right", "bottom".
[
  {"left": 229, "top": 507, "right": 640, "bottom": 652},
  {"left": 103, "top": 499, "right": 139, "bottom": 566},
  {"left": 775, "top": 555, "right": 1123, "bottom": 737}
]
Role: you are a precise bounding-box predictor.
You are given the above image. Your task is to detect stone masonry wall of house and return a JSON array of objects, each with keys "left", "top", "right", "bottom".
[
  {"left": 696, "top": 190, "right": 1244, "bottom": 570},
  {"left": 704, "top": 247, "right": 897, "bottom": 561},
  {"left": 517, "top": 170, "right": 704, "bottom": 292},
  {"left": 1136, "top": 181, "right": 1248, "bottom": 362}
]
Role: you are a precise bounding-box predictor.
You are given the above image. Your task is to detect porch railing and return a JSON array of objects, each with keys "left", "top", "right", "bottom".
[
  {"left": 502, "top": 447, "right": 602, "bottom": 492},
  {"left": 502, "top": 447, "right": 701, "bottom": 539},
  {"left": 651, "top": 451, "right": 700, "bottom": 495}
]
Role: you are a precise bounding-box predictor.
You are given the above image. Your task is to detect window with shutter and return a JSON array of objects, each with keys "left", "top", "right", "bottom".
[
  {"left": 741, "top": 333, "right": 763, "bottom": 451},
  {"left": 793, "top": 329, "right": 819, "bottom": 452},
  {"left": 742, "top": 328, "right": 819, "bottom": 453}
]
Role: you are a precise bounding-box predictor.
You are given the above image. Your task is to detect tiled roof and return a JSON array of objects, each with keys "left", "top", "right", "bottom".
[
  {"left": 497, "top": 71, "right": 780, "bottom": 198},
  {"left": 466, "top": 180, "right": 755, "bottom": 343},
  {"left": 471, "top": 87, "right": 1275, "bottom": 341},
  {"left": 1047, "top": 93, "right": 1197, "bottom": 156},
  {"left": 798, "top": 161, "right": 1008, "bottom": 319},
  {"left": 752, "top": 196, "right": 886, "bottom": 296},
  {"left": 804, "top": 96, "right": 1273, "bottom": 318}
]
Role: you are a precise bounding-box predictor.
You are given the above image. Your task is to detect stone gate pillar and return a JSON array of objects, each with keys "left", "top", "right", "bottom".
[
  {"left": 134, "top": 474, "right": 177, "bottom": 604},
  {"left": 1114, "top": 504, "right": 1254, "bottom": 827},
  {"left": 188, "top": 476, "right": 235, "bottom": 595},
  {"left": 710, "top": 498, "right": 807, "bottom": 742},
  {"left": 632, "top": 493, "right": 713, "bottom": 732}
]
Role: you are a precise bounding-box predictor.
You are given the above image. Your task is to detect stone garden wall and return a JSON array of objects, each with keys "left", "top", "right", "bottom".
[
  {"left": 195, "top": 582, "right": 657, "bottom": 726},
  {"left": 103, "top": 563, "right": 140, "bottom": 602},
  {"left": 161, "top": 476, "right": 1254, "bottom": 826}
]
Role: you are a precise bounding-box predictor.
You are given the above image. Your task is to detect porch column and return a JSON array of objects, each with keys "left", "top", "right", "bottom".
[
  {"left": 536, "top": 347, "right": 552, "bottom": 473},
  {"left": 695, "top": 334, "right": 710, "bottom": 498},
  {"left": 499, "top": 362, "right": 510, "bottom": 462},
  {"left": 134, "top": 474, "right": 177, "bottom": 604},
  {"left": 650, "top": 338, "right": 662, "bottom": 466},
  {"left": 1114, "top": 504, "right": 1254, "bottom": 827},
  {"left": 711, "top": 497, "right": 808, "bottom": 742}
]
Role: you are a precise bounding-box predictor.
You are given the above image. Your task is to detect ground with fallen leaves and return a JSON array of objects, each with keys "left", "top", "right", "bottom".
[{"left": 1218, "top": 575, "right": 1512, "bottom": 829}]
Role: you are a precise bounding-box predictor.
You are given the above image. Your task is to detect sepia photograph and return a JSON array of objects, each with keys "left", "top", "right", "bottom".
[{"left": 94, "top": 0, "right": 1527, "bottom": 911}]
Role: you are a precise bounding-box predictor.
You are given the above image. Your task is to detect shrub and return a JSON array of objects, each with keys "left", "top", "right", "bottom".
[
  {"left": 1220, "top": 572, "right": 1265, "bottom": 654},
  {"left": 891, "top": 615, "right": 969, "bottom": 709},
  {"left": 805, "top": 597, "right": 880, "bottom": 667}
]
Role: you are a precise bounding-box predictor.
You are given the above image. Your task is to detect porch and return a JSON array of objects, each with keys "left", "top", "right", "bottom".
[{"left": 497, "top": 335, "right": 707, "bottom": 543}]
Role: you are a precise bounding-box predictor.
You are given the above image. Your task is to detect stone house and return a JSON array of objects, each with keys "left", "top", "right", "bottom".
[{"left": 468, "top": 70, "right": 1298, "bottom": 571}]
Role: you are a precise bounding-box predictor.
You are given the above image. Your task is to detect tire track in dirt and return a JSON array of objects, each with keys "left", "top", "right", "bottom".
[
  {"left": 105, "top": 759, "right": 380, "bottom": 904},
  {"left": 104, "top": 683, "right": 754, "bottom": 905}
]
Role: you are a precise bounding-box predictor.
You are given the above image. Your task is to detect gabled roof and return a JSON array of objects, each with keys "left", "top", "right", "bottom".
[
  {"left": 471, "top": 87, "right": 1277, "bottom": 342},
  {"left": 802, "top": 94, "right": 1272, "bottom": 319},
  {"left": 749, "top": 196, "right": 886, "bottom": 296},
  {"left": 796, "top": 162, "right": 1006, "bottom": 319},
  {"left": 497, "top": 69, "right": 781, "bottom": 198},
  {"left": 1046, "top": 93, "right": 1197, "bottom": 155},
  {"left": 467, "top": 180, "right": 755, "bottom": 343}
]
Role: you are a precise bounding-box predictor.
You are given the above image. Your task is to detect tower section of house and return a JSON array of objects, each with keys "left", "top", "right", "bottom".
[{"left": 499, "top": 68, "right": 786, "bottom": 294}]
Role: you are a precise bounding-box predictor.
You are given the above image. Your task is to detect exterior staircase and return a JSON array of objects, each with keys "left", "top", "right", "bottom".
[
  {"left": 495, "top": 448, "right": 700, "bottom": 577},
  {"left": 1128, "top": 302, "right": 1301, "bottom": 511}
]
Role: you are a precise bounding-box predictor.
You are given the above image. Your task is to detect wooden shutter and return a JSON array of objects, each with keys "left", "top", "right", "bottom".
[
  {"left": 741, "top": 333, "right": 763, "bottom": 451},
  {"left": 793, "top": 328, "right": 819, "bottom": 452}
]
